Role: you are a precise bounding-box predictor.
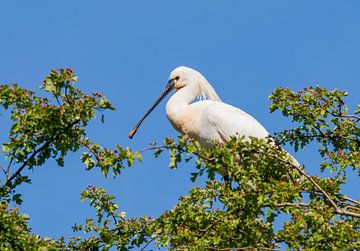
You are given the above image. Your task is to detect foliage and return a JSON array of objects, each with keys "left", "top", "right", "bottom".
[
  {"left": 0, "top": 68, "right": 140, "bottom": 204},
  {"left": 69, "top": 186, "right": 152, "bottom": 250},
  {"left": 0, "top": 70, "right": 359, "bottom": 250},
  {"left": 0, "top": 203, "right": 65, "bottom": 250},
  {"left": 270, "top": 86, "right": 359, "bottom": 176},
  {"left": 0, "top": 69, "right": 141, "bottom": 249}
]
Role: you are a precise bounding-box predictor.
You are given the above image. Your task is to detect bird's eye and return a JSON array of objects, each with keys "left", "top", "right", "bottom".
[{"left": 171, "top": 76, "right": 180, "bottom": 85}]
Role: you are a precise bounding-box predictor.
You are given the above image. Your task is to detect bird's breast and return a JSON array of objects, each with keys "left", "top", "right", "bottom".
[
  {"left": 166, "top": 102, "right": 220, "bottom": 145},
  {"left": 166, "top": 109, "right": 199, "bottom": 136}
]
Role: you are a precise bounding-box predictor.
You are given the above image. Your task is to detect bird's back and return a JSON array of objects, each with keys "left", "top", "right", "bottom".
[{"left": 178, "top": 100, "right": 269, "bottom": 146}]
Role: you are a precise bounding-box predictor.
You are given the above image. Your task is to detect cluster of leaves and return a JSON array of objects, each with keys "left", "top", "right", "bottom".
[
  {"left": 0, "top": 202, "right": 66, "bottom": 250},
  {"left": 0, "top": 68, "right": 140, "bottom": 204},
  {"left": 270, "top": 86, "right": 359, "bottom": 176},
  {"left": 0, "top": 71, "right": 359, "bottom": 250},
  {"left": 70, "top": 86, "right": 359, "bottom": 250},
  {"left": 80, "top": 139, "right": 141, "bottom": 177},
  {"left": 69, "top": 186, "right": 152, "bottom": 250},
  {"left": 151, "top": 136, "right": 358, "bottom": 250},
  {"left": 0, "top": 69, "right": 141, "bottom": 249}
]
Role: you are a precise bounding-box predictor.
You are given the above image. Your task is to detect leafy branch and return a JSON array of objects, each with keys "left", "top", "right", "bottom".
[
  {"left": 1, "top": 75, "right": 359, "bottom": 250},
  {"left": 3, "top": 119, "right": 80, "bottom": 188}
]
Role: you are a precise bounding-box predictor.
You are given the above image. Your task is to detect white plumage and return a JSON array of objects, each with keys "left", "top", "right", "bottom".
[
  {"left": 129, "top": 66, "right": 270, "bottom": 145},
  {"left": 165, "top": 68, "right": 269, "bottom": 146}
]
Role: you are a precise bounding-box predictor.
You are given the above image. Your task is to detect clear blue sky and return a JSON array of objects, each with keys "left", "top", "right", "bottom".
[{"left": 1, "top": 1, "right": 359, "bottom": 240}]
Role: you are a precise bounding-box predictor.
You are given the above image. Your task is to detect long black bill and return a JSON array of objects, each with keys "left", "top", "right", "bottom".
[{"left": 129, "top": 80, "right": 175, "bottom": 139}]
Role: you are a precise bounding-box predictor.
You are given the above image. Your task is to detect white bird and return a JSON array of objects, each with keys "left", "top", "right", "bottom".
[
  {"left": 129, "top": 66, "right": 301, "bottom": 179},
  {"left": 129, "top": 66, "right": 269, "bottom": 146}
]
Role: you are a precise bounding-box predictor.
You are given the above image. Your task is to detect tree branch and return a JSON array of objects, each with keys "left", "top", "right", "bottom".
[
  {"left": 206, "top": 247, "right": 276, "bottom": 251},
  {"left": 339, "top": 194, "right": 360, "bottom": 205},
  {"left": 135, "top": 138, "right": 360, "bottom": 218},
  {"left": 138, "top": 145, "right": 165, "bottom": 153},
  {"left": 333, "top": 198, "right": 360, "bottom": 212},
  {"left": 3, "top": 140, "right": 52, "bottom": 187},
  {"left": 271, "top": 202, "right": 309, "bottom": 208},
  {"left": 270, "top": 154, "right": 360, "bottom": 218},
  {"left": 3, "top": 120, "right": 80, "bottom": 188},
  {"left": 0, "top": 164, "right": 6, "bottom": 176},
  {"left": 140, "top": 237, "right": 155, "bottom": 251},
  {"left": 292, "top": 161, "right": 338, "bottom": 209},
  {"left": 6, "top": 157, "right": 13, "bottom": 178},
  {"left": 82, "top": 142, "right": 102, "bottom": 162},
  {"left": 330, "top": 112, "right": 360, "bottom": 122},
  {"left": 94, "top": 197, "right": 118, "bottom": 225}
]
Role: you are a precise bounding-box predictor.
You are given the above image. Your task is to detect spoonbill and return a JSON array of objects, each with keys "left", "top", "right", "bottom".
[
  {"left": 129, "top": 66, "right": 270, "bottom": 146},
  {"left": 129, "top": 66, "right": 301, "bottom": 179}
]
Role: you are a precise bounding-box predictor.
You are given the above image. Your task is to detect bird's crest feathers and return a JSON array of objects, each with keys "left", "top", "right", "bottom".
[{"left": 171, "top": 66, "right": 222, "bottom": 102}]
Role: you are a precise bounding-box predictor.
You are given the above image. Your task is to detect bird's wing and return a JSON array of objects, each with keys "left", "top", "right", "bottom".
[
  {"left": 207, "top": 102, "right": 302, "bottom": 166},
  {"left": 202, "top": 101, "right": 270, "bottom": 142}
]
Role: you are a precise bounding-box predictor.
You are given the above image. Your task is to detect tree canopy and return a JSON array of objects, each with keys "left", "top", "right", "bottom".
[{"left": 0, "top": 69, "right": 359, "bottom": 250}]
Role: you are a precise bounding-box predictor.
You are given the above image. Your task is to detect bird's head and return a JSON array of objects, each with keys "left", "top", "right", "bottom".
[
  {"left": 168, "top": 66, "right": 221, "bottom": 101},
  {"left": 167, "top": 66, "right": 202, "bottom": 90}
]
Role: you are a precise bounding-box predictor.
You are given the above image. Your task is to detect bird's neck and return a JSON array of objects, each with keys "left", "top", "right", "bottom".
[{"left": 166, "top": 86, "right": 197, "bottom": 120}]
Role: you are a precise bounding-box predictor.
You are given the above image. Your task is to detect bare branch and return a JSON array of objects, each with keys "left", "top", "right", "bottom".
[
  {"left": 206, "top": 247, "right": 276, "bottom": 251},
  {"left": 341, "top": 114, "right": 360, "bottom": 121},
  {"left": 138, "top": 145, "right": 165, "bottom": 153},
  {"left": 335, "top": 209, "right": 360, "bottom": 218},
  {"left": 140, "top": 237, "right": 155, "bottom": 251},
  {"left": 334, "top": 198, "right": 360, "bottom": 212},
  {"left": 330, "top": 112, "right": 360, "bottom": 122},
  {"left": 6, "top": 157, "right": 13, "bottom": 178},
  {"left": 339, "top": 195, "right": 360, "bottom": 205},
  {"left": 0, "top": 164, "right": 6, "bottom": 176}
]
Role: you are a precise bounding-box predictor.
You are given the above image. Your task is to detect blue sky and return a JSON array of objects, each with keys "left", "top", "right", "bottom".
[{"left": 1, "top": 1, "right": 359, "bottom": 241}]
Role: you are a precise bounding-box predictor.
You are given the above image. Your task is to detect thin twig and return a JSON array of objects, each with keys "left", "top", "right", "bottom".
[
  {"left": 299, "top": 113, "right": 360, "bottom": 144},
  {"left": 303, "top": 189, "right": 359, "bottom": 209},
  {"left": 140, "top": 237, "right": 155, "bottom": 251},
  {"left": 334, "top": 198, "right": 360, "bottom": 211},
  {"left": 94, "top": 197, "right": 118, "bottom": 225},
  {"left": 55, "top": 95, "right": 61, "bottom": 106},
  {"left": 339, "top": 195, "right": 360, "bottom": 205},
  {"left": 82, "top": 143, "right": 102, "bottom": 162},
  {"left": 6, "top": 157, "right": 13, "bottom": 178},
  {"left": 64, "top": 87, "right": 72, "bottom": 105},
  {"left": 193, "top": 152, "right": 215, "bottom": 163},
  {"left": 298, "top": 133, "right": 358, "bottom": 144},
  {"left": 0, "top": 164, "right": 6, "bottom": 176},
  {"left": 335, "top": 210, "right": 360, "bottom": 218},
  {"left": 331, "top": 113, "right": 360, "bottom": 122},
  {"left": 271, "top": 202, "right": 309, "bottom": 208},
  {"left": 312, "top": 124, "right": 328, "bottom": 139},
  {"left": 292, "top": 162, "right": 338, "bottom": 208},
  {"left": 344, "top": 205, "right": 360, "bottom": 212},
  {"left": 138, "top": 145, "right": 165, "bottom": 153},
  {"left": 207, "top": 247, "right": 276, "bottom": 251}
]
